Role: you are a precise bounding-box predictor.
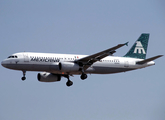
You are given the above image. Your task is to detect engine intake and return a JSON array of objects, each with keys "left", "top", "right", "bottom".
[{"left": 37, "top": 72, "right": 61, "bottom": 82}]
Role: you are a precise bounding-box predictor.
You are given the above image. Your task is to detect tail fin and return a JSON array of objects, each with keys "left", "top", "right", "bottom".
[{"left": 124, "top": 33, "right": 149, "bottom": 59}]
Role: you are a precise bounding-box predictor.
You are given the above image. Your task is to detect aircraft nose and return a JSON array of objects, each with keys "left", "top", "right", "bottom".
[{"left": 1, "top": 60, "right": 8, "bottom": 68}]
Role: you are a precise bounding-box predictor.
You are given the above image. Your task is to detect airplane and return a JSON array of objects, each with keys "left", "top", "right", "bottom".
[{"left": 1, "top": 33, "right": 163, "bottom": 87}]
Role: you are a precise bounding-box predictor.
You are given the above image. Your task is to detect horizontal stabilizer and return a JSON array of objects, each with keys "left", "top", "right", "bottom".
[{"left": 136, "top": 55, "right": 163, "bottom": 64}]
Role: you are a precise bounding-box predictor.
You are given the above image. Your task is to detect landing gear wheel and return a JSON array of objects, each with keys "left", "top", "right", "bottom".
[
  {"left": 22, "top": 77, "right": 26, "bottom": 81},
  {"left": 66, "top": 80, "right": 73, "bottom": 87},
  {"left": 81, "top": 74, "right": 87, "bottom": 80},
  {"left": 22, "top": 71, "right": 26, "bottom": 81}
]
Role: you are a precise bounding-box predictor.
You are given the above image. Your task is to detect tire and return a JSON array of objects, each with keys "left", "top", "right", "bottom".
[
  {"left": 80, "top": 74, "right": 87, "bottom": 80},
  {"left": 66, "top": 80, "right": 73, "bottom": 87}
]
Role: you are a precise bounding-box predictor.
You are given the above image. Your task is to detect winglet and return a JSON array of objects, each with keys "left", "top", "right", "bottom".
[{"left": 125, "top": 42, "right": 129, "bottom": 46}]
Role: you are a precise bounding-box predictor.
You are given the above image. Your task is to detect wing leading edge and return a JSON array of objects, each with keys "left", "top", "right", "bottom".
[{"left": 75, "top": 42, "right": 128, "bottom": 69}]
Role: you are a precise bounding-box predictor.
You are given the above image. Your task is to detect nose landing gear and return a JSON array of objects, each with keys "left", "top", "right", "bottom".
[{"left": 21, "top": 71, "right": 26, "bottom": 81}]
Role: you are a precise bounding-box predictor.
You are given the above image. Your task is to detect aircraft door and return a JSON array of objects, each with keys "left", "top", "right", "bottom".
[
  {"left": 124, "top": 61, "right": 129, "bottom": 67},
  {"left": 23, "top": 53, "right": 29, "bottom": 62}
]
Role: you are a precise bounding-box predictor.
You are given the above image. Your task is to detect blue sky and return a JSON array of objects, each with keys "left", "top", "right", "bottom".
[{"left": 0, "top": 0, "right": 165, "bottom": 120}]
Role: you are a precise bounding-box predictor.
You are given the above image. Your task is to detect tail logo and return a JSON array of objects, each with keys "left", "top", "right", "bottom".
[{"left": 134, "top": 41, "right": 146, "bottom": 54}]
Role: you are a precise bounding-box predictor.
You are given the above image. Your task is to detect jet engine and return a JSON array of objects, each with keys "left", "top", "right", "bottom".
[
  {"left": 59, "top": 62, "right": 80, "bottom": 72},
  {"left": 37, "top": 72, "right": 61, "bottom": 82}
]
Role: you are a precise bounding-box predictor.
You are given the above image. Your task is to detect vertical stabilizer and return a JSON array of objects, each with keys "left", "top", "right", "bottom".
[{"left": 124, "top": 33, "right": 149, "bottom": 59}]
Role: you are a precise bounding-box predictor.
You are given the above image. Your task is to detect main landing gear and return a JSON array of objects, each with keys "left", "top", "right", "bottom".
[
  {"left": 65, "top": 73, "right": 88, "bottom": 87},
  {"left": 65, "top": 73, "right": 87, "bottom": 87},
  {"left": 80, "top": 67, "right": 87, "bottom": 80},
  {"left": 65, "top": 75, "right": 73, "bottom": 87},
  {"left": 80, "top": 73, "right": 87, "bottom": 80},
  {"left": 21, "top": 71, "right": 26, "bottom": 81}
]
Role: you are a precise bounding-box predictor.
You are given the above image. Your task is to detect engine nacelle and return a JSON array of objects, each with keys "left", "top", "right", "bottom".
[
  {"left": 37, "top": 72, "right": 61, "bottom": 82},
  {"left": 59, "top": 62, "right": 80, "bottom": 72}
]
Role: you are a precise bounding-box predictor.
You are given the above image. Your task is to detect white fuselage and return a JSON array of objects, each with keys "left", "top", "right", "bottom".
[{"left": 1, "top": 52, "right": 155, "bottom": 75}]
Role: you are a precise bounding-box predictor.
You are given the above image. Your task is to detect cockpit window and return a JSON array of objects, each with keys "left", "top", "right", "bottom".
[{"left": 8, "top": 55, "right": 18, "bottom": 58}]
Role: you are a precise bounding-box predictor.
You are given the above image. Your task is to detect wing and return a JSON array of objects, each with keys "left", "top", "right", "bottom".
[{"left": 75, "top": 42, "right": 128, "bottom": 70}]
